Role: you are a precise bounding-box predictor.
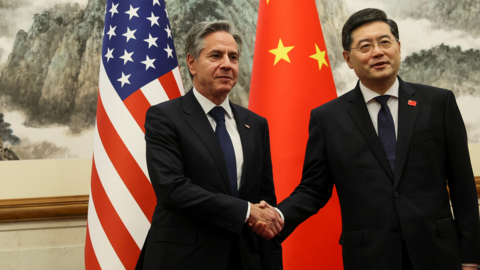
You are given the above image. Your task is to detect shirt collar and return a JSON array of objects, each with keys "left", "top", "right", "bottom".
[
  {"left": 192, "top": 87, "right": 233, "bottom": 119},
  {"left": 359, "top": 77, "right": 399, "bottom": 103}
]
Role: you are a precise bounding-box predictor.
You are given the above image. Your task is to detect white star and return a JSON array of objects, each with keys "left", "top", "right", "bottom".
[
  {"left": 164, "top": 44, "right": 173, "bottom": 58},
  {"left": 141, "top": 55, "right": 156, "bottom": 70},
  {"left": 153, "top": 0, "right": 161, "bottom": 6},
  {"left": 107, "top": 25, "right": 116, "bottom": 40},
  {"left": 165, "top": 8, "right": 169, "bottom": 18},
  {"left": 119, "top": 50, "right": 134, "bottom": 65},
  {"left": 117, "top": 72, "right": 131, "bottom": 87},
  {"left": 165, "top": 24, "right": 172, "bottom": 38},
  {"left": 144, "top": 34, "right": 158, "bottom": 48},
  {"left": 109, "top": 2, "right": 119, "bottom": 18},
  {"left": 146, "top": 12, "right": 160, "bottom": 27},
  {"left": 122, "top": 27, "right": 137, "bottom": 42},
  {"left": 105, "top": 48, "right": 114, "bottom": 62},
  {"left": 125, "top": 5, "right": 139, "bottom": 20}
]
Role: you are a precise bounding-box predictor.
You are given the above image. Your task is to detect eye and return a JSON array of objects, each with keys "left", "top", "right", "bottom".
[
  {"left": 360, "top": 44, "right": 371, "bottom": 50},
  {"left": 380, "top": 39, "right": 391, "bottom": 45}
]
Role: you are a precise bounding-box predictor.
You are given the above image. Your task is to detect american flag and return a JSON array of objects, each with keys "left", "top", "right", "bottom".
[{"left": 85, "top": 0, "right": 184, "bottom": 269}]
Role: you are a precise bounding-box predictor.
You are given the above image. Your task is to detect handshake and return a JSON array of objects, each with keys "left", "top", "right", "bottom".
[{"left": 247, "top": 201, "right": 284, "bottom": 240}]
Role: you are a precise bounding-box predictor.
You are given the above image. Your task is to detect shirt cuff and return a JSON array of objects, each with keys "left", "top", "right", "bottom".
[
  {"left": 245, "top": 202, "right": 251, "bottom": 223},
  {"left": 274, "top": 207, "right": 284, "bottom": 221}
]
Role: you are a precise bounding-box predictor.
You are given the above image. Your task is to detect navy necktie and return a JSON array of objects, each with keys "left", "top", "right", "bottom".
[
  {"left": 374, "top": 95, "right": 396, "bottom": 171},
  {"left": 209, "top": 106, "right": 237, "bottom": 196}
]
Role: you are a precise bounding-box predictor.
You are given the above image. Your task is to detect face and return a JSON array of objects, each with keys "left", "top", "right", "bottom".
[
  {"left": 187, "top": 31, "right": 239, "bottom": 104},
  {"left": 343, "top": 21, "right": 401, "bottom": 92}
]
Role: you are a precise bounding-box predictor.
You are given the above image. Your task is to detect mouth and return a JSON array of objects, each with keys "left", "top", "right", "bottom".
[{"left": 371, "top": 61, "right": 388, "bottom": 69}]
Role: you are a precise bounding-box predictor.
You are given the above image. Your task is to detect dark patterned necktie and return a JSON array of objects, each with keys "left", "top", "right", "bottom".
[
  {"left": 374, "top": 95, "right": 396, "bottom": 171},
  {"left": 209, "top": 106, "right": 237, "bottom": 195}
]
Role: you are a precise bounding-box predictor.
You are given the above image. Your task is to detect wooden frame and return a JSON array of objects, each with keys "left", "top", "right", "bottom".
[
  {"left": 0, "top": 195, "right": 88, "bottom": 223},
  {"left": 476, "top": 176, "right": 480, "bottom": 197},
  {"left": 0, "top": 177, "right": 478, "bottom": 223}
]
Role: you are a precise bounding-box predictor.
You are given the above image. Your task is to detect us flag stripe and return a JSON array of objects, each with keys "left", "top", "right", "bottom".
[
  {"left": 95, "top": 93, "right": 155, "bottom": 219},
  {"left": 91, "top": 163, "right": 139, "bottom": 269}
]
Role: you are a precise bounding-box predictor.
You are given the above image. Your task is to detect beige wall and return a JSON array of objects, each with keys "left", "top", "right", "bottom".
[
  {"left": 0, "top": 218, "right": 86, "bottom": 270},
  {"left": 469, "top": 144, "right": 480, "bottom": 177},
  {"left": 0, "top": 159, "right": 91, "bottom": 200}
]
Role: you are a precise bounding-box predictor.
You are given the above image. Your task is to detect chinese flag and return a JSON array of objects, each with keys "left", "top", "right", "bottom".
[{"left": 249, "top": 0, "right": 342, "bottom": 269}]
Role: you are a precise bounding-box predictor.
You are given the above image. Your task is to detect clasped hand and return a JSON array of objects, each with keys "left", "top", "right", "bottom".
[{"left": 247, "top": 200, "right": 284, "bottom": 240}]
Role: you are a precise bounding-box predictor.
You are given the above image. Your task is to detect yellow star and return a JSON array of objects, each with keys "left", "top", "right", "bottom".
[
  {"left": 267, "top": 0, "right": 270, "bottom": 3},
  {"left": 310, "top": 44, "right": 329, "bottom": 70},
  {"left": 269, "top": 39, "right": 295, "bottom": 66}
]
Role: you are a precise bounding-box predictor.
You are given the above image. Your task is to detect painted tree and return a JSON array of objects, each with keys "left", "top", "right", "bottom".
[{"left": 0, "top": 113, "right": 20, "bottom": 160}]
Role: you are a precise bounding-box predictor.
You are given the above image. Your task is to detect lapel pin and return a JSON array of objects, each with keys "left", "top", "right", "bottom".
[
  {"left": 245, "top": 124, "right": 250, "bottom": 129},
  {"left": 408, "top": 100, "right": 417, "bottom": 107}
]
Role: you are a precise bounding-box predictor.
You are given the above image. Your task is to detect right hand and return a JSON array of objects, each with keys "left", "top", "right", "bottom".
[{"left": 247, "top": 202, "right": 283, "bottom": 240}]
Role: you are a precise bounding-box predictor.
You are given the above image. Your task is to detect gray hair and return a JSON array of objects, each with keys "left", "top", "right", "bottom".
[
  {"left": 184, "top": 20, "right": 243, "bottom": 80},
  {"left": 342, "top": 8, "right": 399, "bottom": 52}
]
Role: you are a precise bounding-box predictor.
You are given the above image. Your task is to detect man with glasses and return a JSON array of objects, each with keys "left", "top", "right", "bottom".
[{"left": 264, "top": 8, "right": 480, "bottom": 270}]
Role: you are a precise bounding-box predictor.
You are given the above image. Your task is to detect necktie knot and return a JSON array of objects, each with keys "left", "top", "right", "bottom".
[
  {"left": 374, "top": 95, "right": 391, "bottom": 106},
  {"left": 209, "top": 106, "right": 225, "bottom": 122}
]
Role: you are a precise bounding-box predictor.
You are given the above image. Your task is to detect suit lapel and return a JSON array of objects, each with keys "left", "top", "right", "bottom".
[
  {"left": 182, "top": 90, "right": 233, "bottom": 195},
  {"left": 230, "top": 104, "right": 254, "bottom": 198},
  {"left": 393, "top": 78, "right": 418, "bottom": 188},
  {"left": 347, "top": 84, "right": 394, "bottom": 180}
]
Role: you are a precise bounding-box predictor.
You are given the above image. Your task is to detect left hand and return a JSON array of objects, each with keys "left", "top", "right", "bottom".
[{"left": 462, "top": 266, "right": 478, "bottom": 270}]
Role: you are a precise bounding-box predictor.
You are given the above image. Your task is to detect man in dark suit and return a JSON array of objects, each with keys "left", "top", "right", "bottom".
[
  {"left": 135, "top": 21, "right": 283, "bottom": 270},
  {"left": 263, "top": 8, "right": 480, "bottom": 270}
]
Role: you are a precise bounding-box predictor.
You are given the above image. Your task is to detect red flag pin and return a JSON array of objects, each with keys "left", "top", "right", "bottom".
[{"left": 408, "top": 100, "right": 417, "bottom": 106}]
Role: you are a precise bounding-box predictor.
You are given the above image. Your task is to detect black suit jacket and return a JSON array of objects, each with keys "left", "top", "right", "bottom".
[
  {"left": 136, "top": 90, "right": 282, "bottom": 270},
  {"left": 277, "top": 77, "right": 480, "bottom": 270}
]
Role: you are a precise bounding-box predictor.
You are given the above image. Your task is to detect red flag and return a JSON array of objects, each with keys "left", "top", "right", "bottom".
[
  {"left": 249, "top": 0, "right": 342, "bottom": 269},
  {"left": 85, "top": 0, "right": 183, "bottom": 269}
]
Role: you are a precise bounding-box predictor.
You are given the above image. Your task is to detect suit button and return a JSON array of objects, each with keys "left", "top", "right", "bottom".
[{"left": 394, "top": 191, "right": 399, "bottom": 198}]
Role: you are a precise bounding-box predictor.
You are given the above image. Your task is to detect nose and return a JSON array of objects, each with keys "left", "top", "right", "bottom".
[
  {"left": 219, "top": 55, "right": 232, "bottom": 69},
  {"left": 371, "top": 43, "right": 384, "bottom": 57}
]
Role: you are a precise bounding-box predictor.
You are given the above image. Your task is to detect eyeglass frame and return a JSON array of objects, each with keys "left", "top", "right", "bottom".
[{"left": 350, "top": 37, "right": 399, "bottom": 53}]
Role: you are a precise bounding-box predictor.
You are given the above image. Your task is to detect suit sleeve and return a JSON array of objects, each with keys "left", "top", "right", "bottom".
[
  {"left": 277, "top": 109, "right": 334, "bottom": 239},
  {"left": 145, "top": 105, "right": 248, "bottom": 234},
  {"left": 444, "top": 91, "right": 480, "bottom": 263}
]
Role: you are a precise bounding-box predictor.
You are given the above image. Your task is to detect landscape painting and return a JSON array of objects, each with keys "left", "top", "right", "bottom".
[{"left": 0, "top": 0, "right": 478, "bottom": 162}]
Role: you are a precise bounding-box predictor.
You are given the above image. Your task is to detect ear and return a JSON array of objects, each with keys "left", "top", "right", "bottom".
[
  {"left": 342, "top": 51, "right": 354, "bottom": 69},
  {"left": 187, "top": 54, "right": 196, "bottom": 76}
]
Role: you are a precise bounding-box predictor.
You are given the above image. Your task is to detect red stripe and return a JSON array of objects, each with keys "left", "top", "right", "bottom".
[
  {"left": 96, "top": 94, "right": 156, "bottom": 221},
  {"left": 123, "top": 89, "right": 150, "bottom": 134},
  {"left": 91, "top": 162, "right": 140, "bottom": 269},
  {"left": 84, "top": 226, "right": 102, "bottom": 270},
  {"left": 158, "top": 71, "right": 181, "bottom": 100}
]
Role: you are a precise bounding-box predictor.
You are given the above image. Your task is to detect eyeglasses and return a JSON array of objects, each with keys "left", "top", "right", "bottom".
[{"left": 350, "top": 38, "right": 399, "bottom": 53}]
